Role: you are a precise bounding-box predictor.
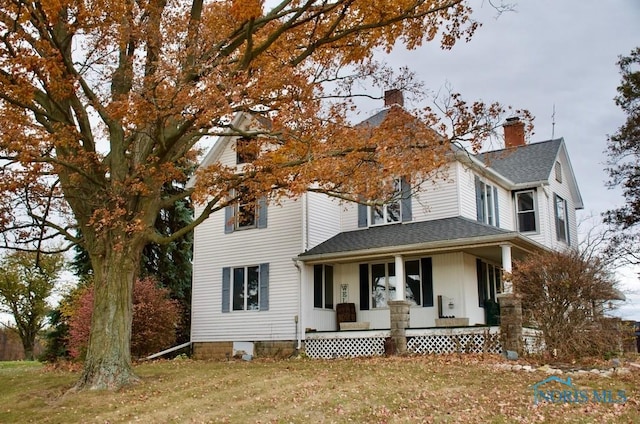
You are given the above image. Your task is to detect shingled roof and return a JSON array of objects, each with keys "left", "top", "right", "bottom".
[
  {"left": 477, "top": 139, "right": 563, "bottom": 184},
  {"left": 298, "top": 216, "right": 514, "bottom": 258}
]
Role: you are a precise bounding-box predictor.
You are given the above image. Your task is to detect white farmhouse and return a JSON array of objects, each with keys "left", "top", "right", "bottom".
[{"left": 190, "top": 91, "right": 582, "bottom": 359}]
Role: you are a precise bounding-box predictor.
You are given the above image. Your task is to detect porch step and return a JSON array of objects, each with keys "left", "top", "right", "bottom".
[
  {"left": 435, "top": 318, "right": 470, "bottom": 327},
  {"left": 339, "top": 322, "right": 371, "bottom": 331}
]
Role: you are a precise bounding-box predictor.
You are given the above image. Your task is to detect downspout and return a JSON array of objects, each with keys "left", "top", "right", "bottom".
[
  {"left": 294, "top": 193, "right": 308, "bottom": 351},
  {"left": 294, "top": 259, "right": 303, "bottom": 350}
]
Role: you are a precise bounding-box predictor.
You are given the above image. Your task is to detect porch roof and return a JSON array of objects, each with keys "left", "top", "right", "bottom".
[{"left": 297, "top": 216, "right": 545, "bottom": 262}]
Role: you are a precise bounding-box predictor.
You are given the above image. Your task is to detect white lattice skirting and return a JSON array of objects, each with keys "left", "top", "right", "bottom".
[
  {"left": 407, "top": 328, "right": 501, "bottom": 354},
  {"left": 305, "top": 335, "right": 386, "bottom": 359},
  {"left": 304, "top": 327, "right": 543, "bottom": 359}
]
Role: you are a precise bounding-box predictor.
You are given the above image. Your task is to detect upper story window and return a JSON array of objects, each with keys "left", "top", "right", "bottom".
[
  {"left": 370, "top": 178, "right": 402, "bottom": 225},
  {"left": 357, "top": 178, "right": 412, "bottom": 228},
  {"left": 555, "top": 161, "right": 563, "bottom": 183},
  {"left": 236, "top": 137, "right": 258, "bottom": 164},
  {"left": 224, "top": 186, "right": 268, "bottom": 233},
  {"left": 235, "top": 186, "right": 256, "bottom": 229},
  {"left": 475, "top": 177, "right": 500, "bottom": 227},
  {"left": 554, "top": 193, "right": 569, "bottom": 244},
  {"left": 515, "top": 190, "right": 537, "bottom": 233}
]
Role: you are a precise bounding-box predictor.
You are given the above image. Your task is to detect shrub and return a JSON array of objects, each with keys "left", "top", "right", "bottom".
[
  {"left": 512, "top": 249, "right": 622, "bottom": 359},
  {"left": 67, "top": 277, "right": 181, "bottom": 360}
]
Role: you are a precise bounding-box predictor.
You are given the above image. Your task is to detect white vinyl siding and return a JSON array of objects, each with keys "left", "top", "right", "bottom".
[
  {"left": 191, "top": 197, "right": 303, "bottom": 342},
  {"left": 544, "top": 151, "right": 578, "bottom": 251},
  {"left": 306, "top": 192, "right": 343, "bottom": 250},
  {"left": 411, "top": 169, "right": 460, "bottom": 221},
  {"left": 458, "top": 164, "right": 481, "bottom": 220}
]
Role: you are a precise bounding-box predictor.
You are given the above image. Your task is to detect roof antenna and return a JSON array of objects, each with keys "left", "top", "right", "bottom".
[{"left": 551, "top": 104, "right": 556, "bottom": 140}]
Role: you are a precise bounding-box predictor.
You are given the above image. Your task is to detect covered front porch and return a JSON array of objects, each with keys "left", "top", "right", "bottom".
[{"left": 297, "top": 218, "right": 545, "bottom": 335}]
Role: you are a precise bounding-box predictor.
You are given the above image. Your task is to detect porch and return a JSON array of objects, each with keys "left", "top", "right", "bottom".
[{"left": 304, "top": 326, "right": 543, "bottom": 359}]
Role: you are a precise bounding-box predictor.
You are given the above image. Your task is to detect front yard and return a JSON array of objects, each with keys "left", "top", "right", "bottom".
[{"left": 1, "top": 355, "right": 638, "bottom": 423}]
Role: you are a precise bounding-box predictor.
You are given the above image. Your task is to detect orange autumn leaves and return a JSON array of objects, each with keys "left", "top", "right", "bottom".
[{"left": 0, "top": 0, "right": 518, "bottom": 243}]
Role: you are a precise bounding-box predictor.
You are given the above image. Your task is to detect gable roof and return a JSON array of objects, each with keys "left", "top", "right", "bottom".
[
  {"left": 297, "top": 216, "right": 545, "bottom": 262},
  {"left": 477, "top": 139, "right": 563, "bottom": 184},
  {"left": 476, "top": 138, "right": 584, "bottom": 209}
]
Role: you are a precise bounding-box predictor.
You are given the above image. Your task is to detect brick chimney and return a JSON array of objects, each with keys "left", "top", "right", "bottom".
[
  {"left": 384, "top": 89, "right": 404, "bottom": 108},
  {"left": 503, "top": 117, "right": 526, "bottom": 148}
]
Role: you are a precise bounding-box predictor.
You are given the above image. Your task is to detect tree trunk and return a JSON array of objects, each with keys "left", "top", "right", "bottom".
[
  {"left": 22, "top": 337, "right": 35, "bottom": 361},
  {"left": 75, "top": 241, "right": 143, "bottom": 390}
]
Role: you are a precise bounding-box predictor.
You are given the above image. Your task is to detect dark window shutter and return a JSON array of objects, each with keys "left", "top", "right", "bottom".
[
  {"left": 357, "top": 203, "right": 368, "bottom": 228},
  {"left": 259, "top": 263, "right": 269, "bottom": 311},
  {"left": 257, "top": 196, "right": 268, "bottom": 229},
  {"left": 325, "top": 265, "right": 334, "bottom": 309},
  {"left": 222, "top": 267, "right": 231, "bottom": 313},
  {"left": 401, "top": 177, "right": 412, "bottom": 222},
  {"left": 493, "top": 186, "right": 500, "bottom": 227},
  {"left": 359, "top": 263, "right": 369, "bottom": 310},
  {"left": 313, "top": 265, "right": 323, "bottom": 308},
  {"left": 553, "top": 193, "right": 561, "bottom": 240},
  {"left": 224, "top": 205, "right": 235, "bottom": 233},
  {"left": 421, "top": 257, "right": 434, "bottom": 307},
  {"left": 564, "top": 200, "right": 571, "bottom": 246},
  {"left": 475, "top": 176, "right": 484, "bottom": 222},
  {"left": 476, "top": 259, "right": 487, "bottom": 307}
]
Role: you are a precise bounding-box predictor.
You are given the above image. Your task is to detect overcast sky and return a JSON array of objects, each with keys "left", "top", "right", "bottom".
[{"left": 363, "top": 0, "right": 640, "bottom": 319}]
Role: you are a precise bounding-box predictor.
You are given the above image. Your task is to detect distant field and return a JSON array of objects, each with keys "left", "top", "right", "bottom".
[{"left": 0, "top": 355, "right": 638, "bottom": 423}]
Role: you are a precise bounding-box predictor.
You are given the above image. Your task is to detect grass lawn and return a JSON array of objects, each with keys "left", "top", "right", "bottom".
[{"left": 0, "top": 355, "right": 638, "bottom": 423}]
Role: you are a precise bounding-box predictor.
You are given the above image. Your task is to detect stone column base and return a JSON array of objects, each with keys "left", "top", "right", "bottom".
[
  {"left": 388, "top": 300, "right": 411, "bottom": 354},
  {"left": 497, "top": 293, "right": 523, "bottom": 355}
]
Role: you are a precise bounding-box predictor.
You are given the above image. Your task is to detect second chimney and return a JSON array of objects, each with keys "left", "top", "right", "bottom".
[
  {"left": 503, "top": 117, "right": 526, "bottom": 148},
  {"left": 384, "top": 89, "right": 404, "bottom": 108}
]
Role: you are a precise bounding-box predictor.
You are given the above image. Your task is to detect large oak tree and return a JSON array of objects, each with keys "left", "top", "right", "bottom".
[{"left": 0, "top": 0, "right": 523, "bottom": 390}]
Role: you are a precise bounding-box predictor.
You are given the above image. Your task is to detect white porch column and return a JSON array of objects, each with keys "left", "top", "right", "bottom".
[
  {"left": 501, "top": 244, "right": 513, "bottom": 293},
  {"left": 394, "top": 254, "right": 405, "bottom": 301}
]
